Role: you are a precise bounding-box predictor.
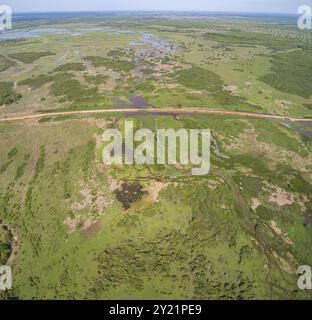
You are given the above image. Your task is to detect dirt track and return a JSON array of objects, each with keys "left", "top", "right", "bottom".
[{"left": 0, "top": 108, "right": 311, "bottom": 122}]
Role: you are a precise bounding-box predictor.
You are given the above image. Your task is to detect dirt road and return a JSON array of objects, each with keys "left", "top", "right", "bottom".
[{"left": 0, "top": 108, "right": 311, "bottom": 122}]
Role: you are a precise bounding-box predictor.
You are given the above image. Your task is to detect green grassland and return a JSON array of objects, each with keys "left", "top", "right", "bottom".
[
  {"left": 8, "top": 51, "right": 55, "bottom": 64},
  {"left": 260, "top": 50, "right": 312, "bottom": 99},
  {"left": 0, "top": 82, "right": 22, "bottom": 106},
  {"left": 54, "top": 62, "right": 86, "bottom": 72},
  {"left": 1, "top": 17, "right": 312, "bottom": 116},
  {"left": 0, "top": 14, "right": 312, "bottom": 300},
  {"left": 86, "top": 56, "right": 136, "bottom": 73},
  {"left": 0, "top": 227, "right": 10, "bottom": 265},
  {"left": 0, "top": 114, "right": 311, "bottom": 300},
  {"left": 0, "top": 54, "right": 16, "bottom": 72}
]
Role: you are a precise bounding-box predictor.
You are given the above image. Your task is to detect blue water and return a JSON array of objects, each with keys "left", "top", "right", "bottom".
[
  {"left": 0, "top": 11, "right": 298, "bottom": 41},
  {"left": 0, "top": 26, "right": 137, "bottom": 41}
]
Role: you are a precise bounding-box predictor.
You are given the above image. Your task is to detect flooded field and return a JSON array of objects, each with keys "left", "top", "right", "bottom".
[
  {"left": 0, "top": 25, "right": 176, "bottom": 111},
  {"left": 0, "top": 26, "right": 136, "bottom": 41},
  {"left": 1, "top": 11, "right": 312, "bottom": 300},
  {"left": 112, "top": 96, "right": 155, "bottom": 109}
]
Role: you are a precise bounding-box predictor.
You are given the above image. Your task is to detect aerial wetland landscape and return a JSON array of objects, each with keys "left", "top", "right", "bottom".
[{"left": 0, "top": 11, "right": 312, "bottom": 300}]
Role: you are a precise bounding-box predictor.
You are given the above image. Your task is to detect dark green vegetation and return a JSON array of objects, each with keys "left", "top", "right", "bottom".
[
  {"left": 107, "top": 48, "right": 126, "bottom": 58},
  {"left": 175, "top": 67, "right": 242, "bottom": 104},
  {"left": 203, "top": 30, "right": 301, "bottom": 51},
  {"left": 176, "top": 67, "right": 222, "bottom": 91},
  {"left": 19, "top": 74, "right": 52, "bottom": 89},
  {"left": 0, "top": 54, "right": 16, "bottom": 72},
  {"left": 0, "top": 13, "right": 312, "bottom": 300},
  {"left": 84, "top": 74, "right": 109, "bottom": 85},
  {"left": 140, "top": 68, "right": 154, "bottom": 75},
  {"left": 0, "top": 226, "right": 10, "bottom": 265},
  {"left": 260, "top": 50, "right": 312, "bottom": 98},
  {"left": 19, "top": 72, "right": 100, "bottom": 103},
  {"left": 136, "top": 79, "right": 157, "bottom": 93},
  {"left": 0, "top": 111, "right": 311, "bottom": 300},
  {"left": 0, "top": 82, "right": 22, "bottom": 106},
  {"left": 54, "top": 63, "right": 86, "bottom": 72},
  {"left": 50, "top": 76, "right": 98, "bottom": 102},
  {"left": 86, "top": 56, "right": 135, "bottom": 73},
  {"left": 93, "top": 180, "right": 259, "bottom": 299},
  {"left": 114, "top": 182, "right": 147, "bottom": 209},
  {"left": 15, "top": 160, "right": 28, "bottom": 180},
  {"left": 8, "top": 51, "right": 55, "bottom": 64}
]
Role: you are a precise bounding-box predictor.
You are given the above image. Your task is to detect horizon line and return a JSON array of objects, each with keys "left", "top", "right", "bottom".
[{"left": 12, "top": 10, "right": 298, "bottom": 16}]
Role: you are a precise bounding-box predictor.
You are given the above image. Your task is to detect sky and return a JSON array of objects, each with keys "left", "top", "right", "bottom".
[{"left": 4, "top": 0, "right": 312, "bottom": 14}]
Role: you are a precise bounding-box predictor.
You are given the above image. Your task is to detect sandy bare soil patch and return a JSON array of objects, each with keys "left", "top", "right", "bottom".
[
  {"left": 251, "top": 198, "right": 261, "bottom": 212},
  {"left": 223, "top": 84, "right": 240, "bottom": 96},
  {"left": 64, "top": 215, "right": 81, "bottom": 234},
  {"left": 87, "top": 119, "right": 108, "bottom": 129},
  {"left": 83, "top": 220, "right": 102, "bottom": 237},
  {"left": 72, "top": 178, "right": 113, "bottom": 213},
  {"left": 108, "top": 177, "right": 123, "bottom": 192},
  {"left": 153, "top": 64, "right": 174, "bottom": 72},
  {"left": 275, "top": 99, "right": 293, "bottom": 109},
  {"left": 226, "top": 127, "right": 312, "bottom": 172},
  {"left": 166, "top": 83, "right": 178, "bottom": 89},
  {"left": 272, "top": 251, "right": 296, "bottom": 274},
  {"left": 269, "top": 187, "right": 295, "bottom": 207},
  {"left": 94, "top": 133, "right": 102, "bottom": 148},
  {"left": 207, "top": 179, "right": 221, "bottom": 190},
  {"left": 271, "top": 220, "right": 293, "bottom": 245},
  {"left": 144, "top": 181, "right": 169, "bottom": 202}
]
